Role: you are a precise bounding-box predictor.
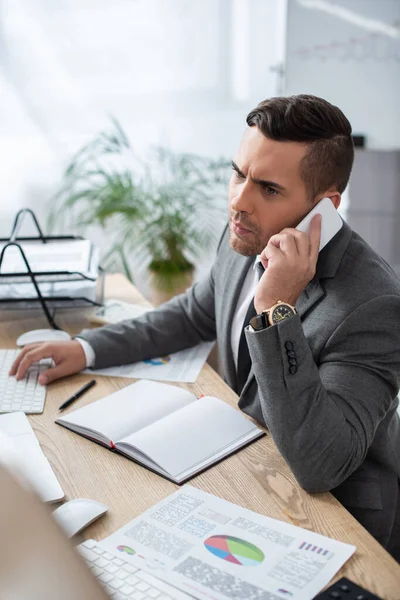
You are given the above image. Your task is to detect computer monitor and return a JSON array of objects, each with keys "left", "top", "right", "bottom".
[{"left": 0, "top": 465, "right": 108, "bottom": 600}]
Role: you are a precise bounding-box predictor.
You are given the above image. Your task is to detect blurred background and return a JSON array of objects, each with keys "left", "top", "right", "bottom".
[{"left": 0, "top": 0, "right": 399, "bottom": 298}]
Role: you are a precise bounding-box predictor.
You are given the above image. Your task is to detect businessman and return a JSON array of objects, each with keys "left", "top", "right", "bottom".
[{"left": 11, "top": 94, "right": 400, "bottom": 560}]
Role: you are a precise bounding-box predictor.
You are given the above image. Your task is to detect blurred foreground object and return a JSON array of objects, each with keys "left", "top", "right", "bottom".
[{"left": 0, "top": 465, "right": 108, "bottom": 600}]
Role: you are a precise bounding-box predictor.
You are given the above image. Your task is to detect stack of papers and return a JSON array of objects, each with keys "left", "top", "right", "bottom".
[
  {"left": 0, "top": 239, "right": 100, "bottom": 304},
  {"left": 0, "top": 239, "right": 95, "bottom": 277}
]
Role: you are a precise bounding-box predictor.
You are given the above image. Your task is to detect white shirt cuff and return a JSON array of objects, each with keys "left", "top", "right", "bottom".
[{"left": 75, "top": 337, "right": 96, "bottom": 368}]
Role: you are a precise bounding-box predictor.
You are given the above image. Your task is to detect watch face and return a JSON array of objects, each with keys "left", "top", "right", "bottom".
[{"left": 271, "top": 304, "right": 296, "bottom": 324}]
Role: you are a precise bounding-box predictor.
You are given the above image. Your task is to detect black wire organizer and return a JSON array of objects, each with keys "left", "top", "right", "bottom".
[{"left": 0, "top": 208, "right": 104, "bottom": 329}]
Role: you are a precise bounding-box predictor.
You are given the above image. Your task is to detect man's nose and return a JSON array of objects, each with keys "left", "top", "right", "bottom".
[{"left": 230, "top": 182, "right": 253, "bottom": 214}]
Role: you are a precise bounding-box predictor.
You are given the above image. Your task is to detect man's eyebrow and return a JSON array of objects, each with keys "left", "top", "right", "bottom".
[
  {"left": 231, "top": 160, "right": 245, "bottom": 178},
  {"left": 231, "top": 160, "right": 286, "bottom": 192}
]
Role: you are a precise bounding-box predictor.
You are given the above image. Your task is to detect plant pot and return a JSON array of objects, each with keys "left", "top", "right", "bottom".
[{"left": 149, "top": 268, "right": 194, "bottom": 306}]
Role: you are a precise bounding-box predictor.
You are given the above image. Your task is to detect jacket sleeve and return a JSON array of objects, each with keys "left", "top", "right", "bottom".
[
  {"left": 245, "top": 294, "right": 400, "bottom": 492},
  {"left": 78, "top": 269, "right": 217, "bottom": 369}
]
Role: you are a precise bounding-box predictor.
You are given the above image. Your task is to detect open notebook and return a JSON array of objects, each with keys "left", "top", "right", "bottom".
[{"left": 56, "top": 380, "right": 264, "bottom": 484}]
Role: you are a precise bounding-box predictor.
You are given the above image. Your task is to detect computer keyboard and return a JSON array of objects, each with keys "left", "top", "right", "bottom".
[
  {"left": 0, "top": 349, "right": 48, "bottom": 414},
  {"left": 78, "top": 539, "right": 192, "bottom": 600}
]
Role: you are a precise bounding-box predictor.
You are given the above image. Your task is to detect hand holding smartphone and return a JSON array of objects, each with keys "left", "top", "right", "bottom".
[
  {"left": 254, "top": 198, "right": 343, "bottom": 313},
  {"left": 296, "top": 197, "right": 343, "bottom": 252}
]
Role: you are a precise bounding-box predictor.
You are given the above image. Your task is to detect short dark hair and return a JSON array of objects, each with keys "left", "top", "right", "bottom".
[{"left": 246, "top": 94, "right": 354, "bottom": 199}]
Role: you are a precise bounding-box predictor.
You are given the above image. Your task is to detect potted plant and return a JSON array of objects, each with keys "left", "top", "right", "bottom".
[{"left": 48, "top": 119, "right": 230, "bottom": 304}]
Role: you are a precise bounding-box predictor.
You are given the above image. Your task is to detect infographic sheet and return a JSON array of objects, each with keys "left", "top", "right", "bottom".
[{"left": 102, "top": 486, "right": 355, "bottom": 600}]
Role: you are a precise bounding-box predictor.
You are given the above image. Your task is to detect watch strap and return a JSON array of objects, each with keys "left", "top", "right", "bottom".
[{"left": 249, "top": 312, "right": 269, "bottom": 331}]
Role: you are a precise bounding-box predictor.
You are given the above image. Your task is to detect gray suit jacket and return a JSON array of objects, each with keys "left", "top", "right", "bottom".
[{"left": 80, "top": 221, "right": 400, "bottom": 548}]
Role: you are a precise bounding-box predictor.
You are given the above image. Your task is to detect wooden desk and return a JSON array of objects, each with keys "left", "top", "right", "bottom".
[{"left": 1, "top": 274, "right": 399, "bottom": 598}]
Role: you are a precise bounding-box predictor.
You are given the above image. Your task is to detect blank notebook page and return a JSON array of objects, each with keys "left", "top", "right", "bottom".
[{"left": 121, "top": 396, "right": 259, "bottom": 478}]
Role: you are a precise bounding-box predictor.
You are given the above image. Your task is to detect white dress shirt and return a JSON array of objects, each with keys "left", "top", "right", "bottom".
[
  {"left": 230, "top": 256, "right": 261, "bottom": 369},
  {"left": 77, "top": 337, "right": 96, "bottom": 368},
  {"left": 77, "top": 257, "right": 262, "bottom": 370}
]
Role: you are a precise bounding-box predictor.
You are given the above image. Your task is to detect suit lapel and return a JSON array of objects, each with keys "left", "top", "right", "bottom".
[{"left": 295, "top": 277, "right": 324, "bottom": 319}]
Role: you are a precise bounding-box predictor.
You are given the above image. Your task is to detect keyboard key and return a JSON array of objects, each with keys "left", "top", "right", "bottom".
[
  {"left": 79, "top": 547, "right": 98, "bottom": 562},
  {"left": 82, "top": 539, "right": 97, "bottom": 548},
  {"left": 103, "top": 552, "right": 116, "bottom": 560},
  {"left": 136, "top": 581, "right": 150, "bottom": 592},
  {"left": 108, "top": 578, "right": 125, "bottom": 590},
  {"left": 124, "top": 564, "right": 139, "bottom": 574},
  {"left": 99, "top": 572, "right": 114, "bottom": 584},
  {"left": 119, "top": 584, "right": 135, "bottom": 595},
  {"left": 115, "top": 569, "right": 130, "bottom": 580},
  {"left": 105, "top": 564, "right": 120, "bottom": 574},
  {"left": 94, "top": 557, "right": 109, "bottom": 568}
]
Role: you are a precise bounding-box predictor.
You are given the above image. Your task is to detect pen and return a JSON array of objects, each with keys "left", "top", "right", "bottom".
[{"left": 58, "top": 379, "right": 96, "bottom": 411}]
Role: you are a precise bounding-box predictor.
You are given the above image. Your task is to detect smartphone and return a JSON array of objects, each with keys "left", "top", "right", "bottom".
[{"left": 296, "top": 197, "right": 343, "bottom": 252}]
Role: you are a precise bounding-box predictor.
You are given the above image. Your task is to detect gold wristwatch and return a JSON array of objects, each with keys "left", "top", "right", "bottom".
[{"left": 250, "top": 301, "right": 297, "bottom": 331}]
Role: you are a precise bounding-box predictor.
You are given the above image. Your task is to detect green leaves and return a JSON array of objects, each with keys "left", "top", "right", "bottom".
[{"left": 48, "top": 119, "right": 230, "bottom": 290}]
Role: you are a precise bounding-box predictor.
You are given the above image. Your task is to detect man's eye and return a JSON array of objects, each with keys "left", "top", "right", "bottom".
[{"left": 263, "top": 185, "right": 278, "bottom": 196}]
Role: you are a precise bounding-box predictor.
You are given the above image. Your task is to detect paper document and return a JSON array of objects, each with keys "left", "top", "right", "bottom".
[
  {"left": 87, "top": 342, "right": 214, "bottom": 383},
  {"left": 0, "top": 412, "right": 64, "bottom": 503},
  {"left": 0, "top": 239, "right": 95, "bottom": 276},
  {"left": 101, "top": 486, "right": 355, "bottom": 600}
]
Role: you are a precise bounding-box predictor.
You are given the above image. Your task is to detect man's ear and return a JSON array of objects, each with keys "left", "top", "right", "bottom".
[{"left": 321, "top": 191, "right": 341, "bottom": 210}]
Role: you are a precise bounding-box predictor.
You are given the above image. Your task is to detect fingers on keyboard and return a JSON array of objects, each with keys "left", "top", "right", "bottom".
[{"left": 1, "top": 350, "right": 46, "bottom": 414}]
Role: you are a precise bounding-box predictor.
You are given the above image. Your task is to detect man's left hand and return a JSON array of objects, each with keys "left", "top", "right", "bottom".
[{"left": 254, "top": 214, "right": 321, "bottom": 314}]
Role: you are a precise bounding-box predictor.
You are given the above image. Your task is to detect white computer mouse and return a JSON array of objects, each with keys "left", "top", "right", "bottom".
[
  {"left": 16, "top": 329, "right": 71, "bottom": 347},
  {"left": 52, "top": 498, "right": 108, "bottom": 538}
]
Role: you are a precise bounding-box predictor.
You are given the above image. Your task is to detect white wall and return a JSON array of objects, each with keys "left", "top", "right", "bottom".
[{"left": 284, "top": 0, "right": 400, "bottom": 150}]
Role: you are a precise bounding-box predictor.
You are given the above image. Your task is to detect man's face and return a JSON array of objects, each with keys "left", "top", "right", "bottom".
[{"left": 229, "top": 127, "right": 316, "bottom": 256}]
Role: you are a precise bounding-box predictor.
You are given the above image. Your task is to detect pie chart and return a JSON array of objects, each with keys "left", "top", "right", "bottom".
[
  {"left": 143, "top": 356, "right": 171, "bottom": 366},
  {"left": 117, "top": 545, "right": 135, "bottom": 556},
  {"left": 204, "top": 535, "right": 264, "bottom": 566}
]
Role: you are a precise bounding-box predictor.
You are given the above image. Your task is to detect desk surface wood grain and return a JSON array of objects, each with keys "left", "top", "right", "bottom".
[{"left": 1, "top": 274, "right": 399, "bottom": 598}]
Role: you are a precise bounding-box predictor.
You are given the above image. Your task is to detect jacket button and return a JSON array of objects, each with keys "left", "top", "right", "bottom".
[
  {"left": 289, "top": 358, "right": 297, "bottom": 366},
  {"left": 287, "top": 350, "right": 296, "bottom": 358},
  {"left": 285, "top": 341, "right": 294, "bottom": 351},
  {"left": 289, "top": 365, "right": 297, "bottom": 375}
]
